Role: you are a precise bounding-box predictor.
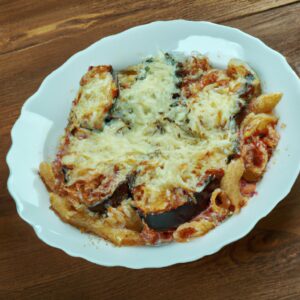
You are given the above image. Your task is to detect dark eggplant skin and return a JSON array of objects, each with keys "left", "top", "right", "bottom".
[
  {"left": 88, "top": 181, "right": 130, "bottom": 214},
  {"left": 142, "top": 196, "right": 209, "bottom": 232},
  {"left": 140, "top": 178, "right": 221, "bottom": 232}
]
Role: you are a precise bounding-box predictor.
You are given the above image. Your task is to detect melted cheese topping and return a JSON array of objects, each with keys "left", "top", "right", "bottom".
[
  {"left": 115, "top": 55, "right": 179, "bottom": 125},
  {"left": 187, "top": 87, "right": 242, "bottom": 134},
  {"left": 61, "top": 53, "right": 244, "bottom": 213},
  {"left": 71, "top": 66, "right": 116, "bottom": 130}
]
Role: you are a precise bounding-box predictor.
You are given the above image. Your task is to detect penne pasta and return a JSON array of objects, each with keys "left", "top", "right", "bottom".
[
  {"left": 50, "top": 193, "right": 144, "bottom": 246},
  {"left": 210, "top": 188, "right": 231, "bottom": 214},
  {"left": 241, "top": 112, "right": 278, "bottom": 138},
  {"left": 220, "top": 159, "right": 245, "bottom": 212},
  {"left": 249, "top": 92, "right": 282, "bottom": 113},
  {"left": 241, "top": 142, "right": 269, "bottom": 182},
  {"left": 227, "top": 58, "right": 261, "bottom": 99},
  {"left": 39, "top": 162, "right": 56, "bottom": 192},
  {"left": 173, "top": 219, "right": 215, "bottom": 242}
]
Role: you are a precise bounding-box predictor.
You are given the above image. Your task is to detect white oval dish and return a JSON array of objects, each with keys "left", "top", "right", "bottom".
[{"left": 7, "top": 20, "right": 300, "bottom": 269}]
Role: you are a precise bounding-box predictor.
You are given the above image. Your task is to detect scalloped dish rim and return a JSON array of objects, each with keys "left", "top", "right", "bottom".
[{"left": 6, "top": 20, "right": 300, "bottom": 269}]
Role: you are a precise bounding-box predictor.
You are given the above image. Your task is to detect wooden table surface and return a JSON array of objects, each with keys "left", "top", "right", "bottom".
[{"left": 1, "top": 1, "right": 300, "bottom": 299}]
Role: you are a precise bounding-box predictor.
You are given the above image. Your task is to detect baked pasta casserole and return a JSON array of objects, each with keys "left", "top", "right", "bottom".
[{"left": 40, "top": 52, "right": 282, "bottom": 246}]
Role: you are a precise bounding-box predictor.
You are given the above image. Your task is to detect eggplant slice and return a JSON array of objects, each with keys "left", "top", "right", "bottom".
[
  {"left": 88, "top": 180, "right": 130, "bottom": 214},
  {"left": 140, "top": 178, "right": 220, "bottom": 231},
  {"left": 88, "top": 171, "right": 222, "bottom": 232}
]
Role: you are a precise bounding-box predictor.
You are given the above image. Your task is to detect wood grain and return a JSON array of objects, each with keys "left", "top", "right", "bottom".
[
  {"left": 1, "top": 1, "right": 300, "bottom": 299},
  {"left": 0, "top": 0, "right": 298, "bottom": 55}
]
